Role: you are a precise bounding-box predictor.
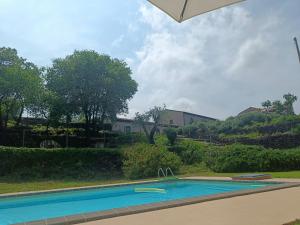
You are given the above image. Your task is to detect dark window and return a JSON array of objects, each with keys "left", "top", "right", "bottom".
[
  {"left": 169, "top": 120, "right": 174, "bottom": 125},
  {"left": 124, "top": 126, "right": 131, "bottom": 133}
]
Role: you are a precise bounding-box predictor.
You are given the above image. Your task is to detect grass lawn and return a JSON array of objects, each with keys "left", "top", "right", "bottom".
[
  {"left": 1, "top": 166, "right": 300, "bottom": 194},
  {"left": 0, "top": 178, "right": 130, "bottom": 195},
  {"left": 180, "top": 164, "right": 300, "bottom": 179}
]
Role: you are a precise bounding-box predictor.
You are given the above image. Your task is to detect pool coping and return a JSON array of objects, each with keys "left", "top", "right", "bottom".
[{"left": 4, "top": 178, "right": 300, "bottom": 225}]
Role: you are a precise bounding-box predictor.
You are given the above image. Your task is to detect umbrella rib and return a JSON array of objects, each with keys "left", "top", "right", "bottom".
[{"left": 180, "top": 0, "right": 188, "bottom": 23}]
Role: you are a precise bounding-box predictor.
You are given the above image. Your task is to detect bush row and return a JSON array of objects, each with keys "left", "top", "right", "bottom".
[
  {"left": 218, "top": 133, "right": 300, "bottom": 149},
  {"left": 203, "top": 144, "right": 300, "bottom": 172},
  {"left": 168, "top": 139, "right": 207, "bottom": 165},
  {"left": 0, "top": 146, "right": 122, "bottom": 178},
  {"left": 168, "top": 139, "right": 300, "bottom": 173}
]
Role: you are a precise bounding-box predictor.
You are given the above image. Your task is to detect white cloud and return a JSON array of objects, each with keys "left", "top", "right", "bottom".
[
  {"left": 128, "top": 2, "right": 300, "bottom": 119},
  {"left": 0, "top": 0, "right": 299, "bottom": 120}
]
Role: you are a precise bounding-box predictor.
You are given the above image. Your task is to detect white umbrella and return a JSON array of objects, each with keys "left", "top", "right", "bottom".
[{"left": 148, "top": 0, "right": 245, "bottom": 23}]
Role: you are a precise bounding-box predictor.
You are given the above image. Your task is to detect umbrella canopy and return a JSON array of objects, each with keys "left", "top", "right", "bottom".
[{"left": 148, "top": 0, "right": 245, "bottom": 23}]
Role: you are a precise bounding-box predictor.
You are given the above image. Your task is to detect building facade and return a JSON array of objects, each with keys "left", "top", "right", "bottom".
[
  {"left": 159, "top": 109, "right": 216, "bottom": 127},
  {"left": 112, "top": 109, "right": 216, "bottom": 133}
]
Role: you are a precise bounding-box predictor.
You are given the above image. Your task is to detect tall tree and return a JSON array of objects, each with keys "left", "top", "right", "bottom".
[
  {"left": 283, "top": 93, "right": 297, "bottom": 115},
  {"left": 0, "top": 47, "right": 42, "bottom": 128},
  {"left": 261, "top": 100, "right": 272, "bottom": 112},
  {"left": 46, "top": 50, "right": 137, "bottom": 142}
]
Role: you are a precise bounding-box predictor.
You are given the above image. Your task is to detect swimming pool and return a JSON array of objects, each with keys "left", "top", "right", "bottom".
[{"left": 0, "top": 179, "right": 289, "bottom": 225}]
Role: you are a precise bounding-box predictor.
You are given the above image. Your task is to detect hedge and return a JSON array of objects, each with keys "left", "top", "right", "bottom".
[
  {"left": 204, "top": 144, "right": 300, "bottom": 172},
  {"left": 168, "top": 139, "right": 208, "bottom": 165},
  {"left": 219, "top": 133, "right": 300, "bottom": 149},
  {"left": 0, "top": 146, "right": 122, "bottom": 178}
]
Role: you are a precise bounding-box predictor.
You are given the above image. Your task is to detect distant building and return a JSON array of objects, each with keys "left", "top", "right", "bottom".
[
  {"left": 112, "top": 109, "right": 216, "bottom": 133},
  {"left": 238, "top": 107, "right": 263, "bottom": 116},
  {"left": 21, "top": 109, "right": 216, "bottom": 134},
  {"left": 112, "top": 118, "right": 145, "bottom": 133},
  {"left": 159, "top": 109, "right": 216, "bottom": 127}
]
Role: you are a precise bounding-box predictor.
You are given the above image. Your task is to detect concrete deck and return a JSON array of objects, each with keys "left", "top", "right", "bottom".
[{"left": 81, "top": 177, "right": 300, "bottom": 225}]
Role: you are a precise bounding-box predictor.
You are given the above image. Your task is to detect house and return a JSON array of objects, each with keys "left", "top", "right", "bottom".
[
  {"left": 112, "top": 118, "right": 162, "bottom": 133},
  {"left": 112, "top": 109, "right": 216, "bottom": 133},
  {"left": 159, "top": 109, "right": 216, "bottom": 127}
]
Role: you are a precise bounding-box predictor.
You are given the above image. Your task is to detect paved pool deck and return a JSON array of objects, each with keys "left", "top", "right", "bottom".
[{"left": 81, "top": 177, "right": 300, "bottom": 225}]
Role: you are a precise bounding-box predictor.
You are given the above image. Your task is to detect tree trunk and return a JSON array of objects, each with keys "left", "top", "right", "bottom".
[
  {"left": 148, "top": 125, "right": 157, "bottom": 145},
  {"left": 85, "top": 112, "right": 91, "bottom": 147},
  {"left": 0, "top": 103, "right": 3, "bottom": 130},
  {"left": 16, "top": 105, "right": 24, "bottom": 127},
  {"left": 46, "top": 121, "right": 50, "bottom": 138},
  {"left": 65, "top": 115, "right": 70, "bottom": 148},
  {"left": 141, "top": 123, "right": 150, "bottom": 142}
]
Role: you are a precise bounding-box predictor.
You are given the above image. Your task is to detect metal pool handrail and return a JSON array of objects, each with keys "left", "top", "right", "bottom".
[
  {"left": 166, "top": 167, "right": 175, "bottom": 177},
  {"left": 158, "top": 168, "right": 166, "bottom": 178}
]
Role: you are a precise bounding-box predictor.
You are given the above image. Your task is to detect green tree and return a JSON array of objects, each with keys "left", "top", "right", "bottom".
[
  {"left": 46, "top": 50, "right": 137, "bottom": 142},
  {"left": 261, "top": 100, "right": 272, "bottom": 112},
  {"left": 283, "top": 93, "right": 297, "bottom": 115},
  {"left": 28, "top": 89, "right": 64, "bottom": 132},
  {"left": 272, "top": 100, "right": 285, "bottom": 114},
  {"left": 164, "top": 127, "right": 177, "bottom": 145},
  {"left": 135, "top": 106, "right": 166, "bottom": 144},
  {"left": 0, "top": 47, "right": 42, "bottom": 128},
  {"left": 270, "top": 94, "right": 298, "bottom": 115}
]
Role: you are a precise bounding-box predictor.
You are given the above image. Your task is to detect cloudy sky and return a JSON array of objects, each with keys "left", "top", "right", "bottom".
[{"left": 0, "top": 0, "right": 299, "bottom": 119}]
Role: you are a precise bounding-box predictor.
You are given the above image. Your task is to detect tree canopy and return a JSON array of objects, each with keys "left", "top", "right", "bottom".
[
  {"left": 261, "top": 93, "right": 298, "bottom": 115},
  {"left": 46, "top": 50, "right": 138, "bottom": 138},
  {"left": 0, "top": 47, "right": 43, "bottom": 128},
  {"left": 135, "top": 105, "right": 166, "bottom": 144}
]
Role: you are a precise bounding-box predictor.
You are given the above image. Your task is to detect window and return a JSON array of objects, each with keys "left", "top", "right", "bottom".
[
  {"left": 190, "top": 118, "right": 194, "bottom": 124},
  {"left": 169, "top": 120, "right": 174, "bottom": 125},
  {"left": 124, "top": 126, "right": 131, "bottom": 133}
]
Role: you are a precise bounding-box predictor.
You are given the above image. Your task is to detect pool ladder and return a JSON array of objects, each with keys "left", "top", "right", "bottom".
[{"left": 158, "top": 167, "right": 176, "bottom": 179}]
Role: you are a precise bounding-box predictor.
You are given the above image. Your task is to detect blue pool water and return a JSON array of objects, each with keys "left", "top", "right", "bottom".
[{"left": 0, "top": 180, "right": 277, "bottom": 225}]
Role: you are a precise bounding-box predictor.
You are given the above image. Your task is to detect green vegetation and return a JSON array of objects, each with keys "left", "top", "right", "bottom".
[
  {"left": 134, "top": 105, "right": 166, "bottom": 144},
  {"left": 0, "top": 47, "right": 138, "bottom": 147},
  {"left": 122, "top": 143, "right": 181, "bottom": 179},
  {"left": 1, "top": 47, "right": 300, "bottom": 197},
  {"left": 0, "top": 146, "right": 122, "bottom": 179},
  {"left": 1, "top": 137, "right": 300, "bottom": 194},
  {"left": 178, "top": 94, "right": 299, "bottom": 149},
  {"left": 164, "top": 127, "right": 177, "bottom": 145},
  {"left": 169, "top": 139, "right": 300, "bottom": 173},
  {"left": 45, "top": 50, "right": 137, "bottom": 137},
  {"left": 0, "top": 47, "right": 43, "bottom": 129},
  {"left": 179, "top": 108, "right": 300, "bottom": 149},
  {"left": 204, "top": 144, "right": 300, "bottom": 172},
  {"left": 262, "top": 93, "right": 298, "bottom": 115},
  {"left": 0, "top": 178, "right": 128, "bottom": 194},
  {"left": 169, "top": 139, "right": 208, "bottom": 165},
  {"left": 180, "top": 164, "right": 300, "bottom": 178}
]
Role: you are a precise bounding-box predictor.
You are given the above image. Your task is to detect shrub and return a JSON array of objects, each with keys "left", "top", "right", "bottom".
[
  {"left": 292, "top": 125, "right": 300, "bottom": 134},
  {"left": 116, "top": 132, "right": 147, "bottom": 144},
  {"left": 154, "top": 135, "right": 169, "bottom": 146},
  {"left": 164, "top": 128, "right": 177, "bottom": 145},
  {"left": 169, "top": 139, "right": 208, "bottom": 165},
  {"left": 0, "top": 146, "right": 122, "bottom": 178},
  {"left": 204, "top": 144, "right": 300, "bottom": 172},
  {"left": 122, "top": 143, "right": 182, "bottom": 179}
]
